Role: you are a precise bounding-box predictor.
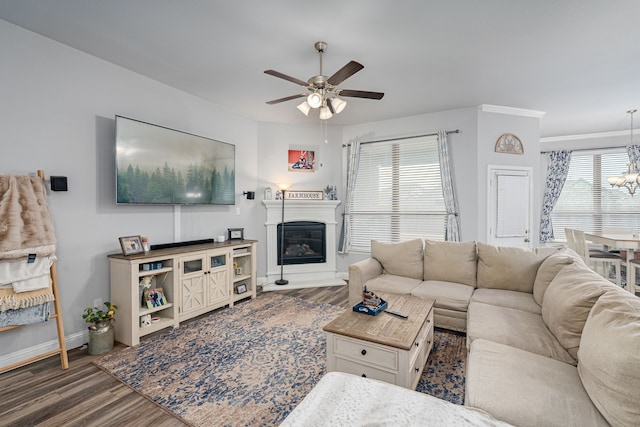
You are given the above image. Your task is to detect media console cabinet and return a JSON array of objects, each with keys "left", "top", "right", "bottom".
[{"left": 108, "top": 240, "right": 257, "bottom": 346}]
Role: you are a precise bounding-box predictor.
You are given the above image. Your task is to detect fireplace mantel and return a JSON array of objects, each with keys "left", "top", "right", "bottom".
[{"left": 263, "top": 199, "right": 341, "bottom": 289}]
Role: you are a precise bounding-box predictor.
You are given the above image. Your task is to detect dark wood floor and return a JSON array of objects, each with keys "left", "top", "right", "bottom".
[{"left": 0, "top": 286, "right": 348, "bottom": 427}]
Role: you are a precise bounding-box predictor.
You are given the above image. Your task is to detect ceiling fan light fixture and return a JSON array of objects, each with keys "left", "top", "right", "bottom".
[
  {"left": 297, "top": 100, "right": 311, "bottom": 116},
  {"left": 307, "top": 92, "right": 323, "bottom": 109},
  {"left": 319, "top": 105, "right": 333, "bottom": 120},
  {"left": 331, "top": 97, "right": 347, "bottom": 114}
]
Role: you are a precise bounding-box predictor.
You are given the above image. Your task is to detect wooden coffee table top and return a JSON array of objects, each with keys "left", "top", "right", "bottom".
[{"left": 323, "top": 293, "right": 435, "bottom": 350}]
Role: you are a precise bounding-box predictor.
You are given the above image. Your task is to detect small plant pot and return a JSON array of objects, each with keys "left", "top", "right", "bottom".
[{"left": 88, "top": 320, "right": 115, "bottom": 355}]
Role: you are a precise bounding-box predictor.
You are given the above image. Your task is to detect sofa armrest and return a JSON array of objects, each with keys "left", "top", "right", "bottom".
[{"left": 348, "top": 258, "right": 383, "bottom": 306}]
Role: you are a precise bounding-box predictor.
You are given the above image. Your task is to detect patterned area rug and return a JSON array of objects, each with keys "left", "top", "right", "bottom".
[
  {"left": 94, "top": 294, "right": 466, "bottom": 426},
  {"left": 418, "top": 327, "right": 467, "bottom": 404}
]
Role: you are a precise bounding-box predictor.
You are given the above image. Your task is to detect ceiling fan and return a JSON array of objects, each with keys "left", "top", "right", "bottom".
[{"left": 264, "top": 41, "right": 384, "bottom": 119}]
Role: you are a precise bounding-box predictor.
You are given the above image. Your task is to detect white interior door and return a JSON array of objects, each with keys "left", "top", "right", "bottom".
[{"left": 488, "top": 166, "right": 532, "bottom": 247}]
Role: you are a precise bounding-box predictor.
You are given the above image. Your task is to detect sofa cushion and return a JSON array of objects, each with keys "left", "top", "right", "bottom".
[
  {"left": 467, "top": 301, "right": 575, "bottom": 365},
  {"left": 471, "top": 288, "right": 542, "bottom": 314},
  {"left": 371, "top": 239, "right": 423, "bottom": 280},
  {"left": 411, "top": 280, "right": 474, "bottom": 312},
  {"left": 466, "top": 339, "right": 608, "bottom": 427},
  {"left": 363, "top": 274, "right": 422, "bottom": 296},
  {"left": 532, "top": 249, "right": 577, "bottom": 305},
  {"left": 476, "top": 243, "right": 558, "bottom": 293},
  {"left": 542, "top": 263, "right": 613, "bottom": 361},
  {"left": 577, "top": 288, "right": 640, "bottom": 426},
  {"left": 423, "top": 240, "right": 477, "bottom": 286}
]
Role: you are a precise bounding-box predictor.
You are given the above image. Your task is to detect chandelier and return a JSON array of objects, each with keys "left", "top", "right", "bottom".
[{"left": 607, "top": 109, "right": 639, "bottom": 196}]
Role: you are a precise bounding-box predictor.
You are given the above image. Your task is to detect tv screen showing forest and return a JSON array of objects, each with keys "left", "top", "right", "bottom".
[{"left": 115, "top": 116, "right": 235, "bottom": 205}]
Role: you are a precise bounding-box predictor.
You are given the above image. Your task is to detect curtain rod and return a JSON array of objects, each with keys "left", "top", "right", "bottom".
[
  {"left": 540, "top": 145, "right": 627, "bottom": 154},
  {"left": 342, "top": 129, "right": 459, "bottom": 147}
]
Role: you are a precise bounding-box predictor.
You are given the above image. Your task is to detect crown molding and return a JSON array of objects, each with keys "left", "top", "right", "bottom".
[
  {"left": 540, "top": 129, "right": 637, "bottom": 143},
  {"left": 478, "top": 104, "right": 546, "bottom": 118}
]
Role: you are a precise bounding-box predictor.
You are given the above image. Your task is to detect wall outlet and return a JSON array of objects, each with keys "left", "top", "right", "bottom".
[{"left": 93, "top": 298, "right": 103, "bottom": 309}]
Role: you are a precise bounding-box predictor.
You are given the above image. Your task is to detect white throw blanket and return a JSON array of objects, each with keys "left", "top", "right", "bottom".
[
  {"left": 0, "top": 255, "right": 56, "bottom": 292},
  {"left": 281, "top": 372, "right": 513, "bottom": 426}
]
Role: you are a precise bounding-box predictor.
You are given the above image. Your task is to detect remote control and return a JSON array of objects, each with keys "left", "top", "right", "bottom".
[{"left": 384, "top": 309, "right": 408, "bottom": 319}]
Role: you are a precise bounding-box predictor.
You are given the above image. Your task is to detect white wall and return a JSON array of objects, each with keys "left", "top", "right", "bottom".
[{"left": 0, "top": 20, "right": 259, "bottom": 360}]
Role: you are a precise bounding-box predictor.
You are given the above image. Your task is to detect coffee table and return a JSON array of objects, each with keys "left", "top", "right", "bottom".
[{"left": 323, "top": 292, "right": 435, "bottom": 389}]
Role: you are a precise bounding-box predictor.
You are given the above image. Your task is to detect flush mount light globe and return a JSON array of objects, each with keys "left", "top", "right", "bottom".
[{"left": 307, "top": 92, "right": 323, "bottom": 109}]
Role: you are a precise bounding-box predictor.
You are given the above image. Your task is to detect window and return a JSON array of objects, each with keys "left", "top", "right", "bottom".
[
  {"left": 349, "top": 135, "right": 446, "bottom": 252},
  {"left": 551, "top": 150, "right": 640, "bottom": 240}
]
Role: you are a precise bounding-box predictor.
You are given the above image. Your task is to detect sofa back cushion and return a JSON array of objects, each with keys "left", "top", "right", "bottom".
[
  {"left": 476, "top": 243, "right": 558, "bottom": 293},
  {"left": 532, "top": 249, "right": 579, "bottom": 305},
  {"left": 542, "top": 263, "right": 613, "bottom": 360},
  {"left": 577, "top": 288, "right": 640, "bottom": 426},
  {"left": 371, "top": 239, "right": 424, "bottom": 280},
  {"left": 423, "top": 240, "right": 477, "bottom": 286}
]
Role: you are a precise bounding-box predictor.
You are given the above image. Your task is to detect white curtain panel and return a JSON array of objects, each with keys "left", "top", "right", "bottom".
[
  {"left": 539, "top": 150, "right": 572, "bottom": 243},
  {"left": 338, "top": 139, "right": 361, "bottom": 254},
  {"left": 437, "top": 130, "right": 461, "bottom": 242}
]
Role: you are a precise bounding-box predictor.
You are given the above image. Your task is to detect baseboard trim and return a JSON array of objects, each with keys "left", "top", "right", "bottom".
[{"left": 0, "top": 330, "right": 88, "bottom": 371}]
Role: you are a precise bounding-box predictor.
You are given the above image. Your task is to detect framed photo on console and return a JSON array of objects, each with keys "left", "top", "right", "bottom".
[
  {"left": 235, "top": 284, "right": 247, "bottom": 294},
  {"left": 119, "top": 235, "right": 144, "bottom": 255}
]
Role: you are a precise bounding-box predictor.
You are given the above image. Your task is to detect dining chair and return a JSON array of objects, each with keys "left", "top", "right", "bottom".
[
  {"left": 626, "top": 259, "right": 639, "bottom": 296},
  {"left": 572, "top": 229, "right": 622, "bottom": 287}
]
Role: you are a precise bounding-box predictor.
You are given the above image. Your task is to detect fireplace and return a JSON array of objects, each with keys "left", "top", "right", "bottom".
[
  {"left": 277, "top": 221, "right": 326, "bottom": 265},
  {"left": 262, "top": 199, "right": 341, "bottom": 286}
]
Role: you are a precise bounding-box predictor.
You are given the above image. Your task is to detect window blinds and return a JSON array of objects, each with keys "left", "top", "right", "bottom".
[
  {"left": 551, "top": 151, "right": 640, "bottom": 240},
  {"left": 349, "top": 136, "right": 446, "bottom": 252}
]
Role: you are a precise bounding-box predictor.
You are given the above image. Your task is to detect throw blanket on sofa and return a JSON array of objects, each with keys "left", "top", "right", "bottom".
[{"left": 0, "top": 174, "right": 56, "bottom": 260}]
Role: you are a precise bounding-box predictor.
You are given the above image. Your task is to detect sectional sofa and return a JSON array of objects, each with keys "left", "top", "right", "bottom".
[{"left": 284, "top": 239, "right": 640, "bottom": 426}]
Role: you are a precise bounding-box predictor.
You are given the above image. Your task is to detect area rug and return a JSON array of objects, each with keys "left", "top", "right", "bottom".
[
  {"left": 94, "top": 294, "right": 467, "bottom": 426},
  {"left": 417, "top": 328, "right": 467, "bottom": 404}
]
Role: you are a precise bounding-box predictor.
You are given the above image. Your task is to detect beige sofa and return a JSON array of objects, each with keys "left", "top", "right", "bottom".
[{"left": 345, "top": 239, "right": 640, "bottom": 427}]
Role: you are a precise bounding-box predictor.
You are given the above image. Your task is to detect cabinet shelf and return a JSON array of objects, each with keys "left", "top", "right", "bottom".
[
  {"left": 138, "top": 267, "right": 173, "bottom": 277},
  {"left": 139, "top": 302, "right": 173, "bottom": 317},
  {"left": 233, "top": 273, "right": 252, "bottom": 283},
  {"left": 139, "top": 316, "right": 174, "bottom": 336},
  {"left": 233, "top": 252, "right": 251, "bottom": 258}
]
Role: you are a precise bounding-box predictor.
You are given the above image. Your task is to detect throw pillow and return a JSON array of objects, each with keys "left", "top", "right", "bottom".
[
  {"left": 423, "top": 240, "right": 477, "bottom": 286},
  {"left": 371, "top": 239, "right": 424, "bottom": 280},
  {"left": 476, "top": 243, "right": 558, "bottom": 293},
  {"left": 532, "top": 249, "right": 576, "bottom": 305},
  {"left": 542, "top": 263, "right": 614, "bottom": 360},
  {"left": 577, "top": 288, "right": 640, "bottom": 426}
]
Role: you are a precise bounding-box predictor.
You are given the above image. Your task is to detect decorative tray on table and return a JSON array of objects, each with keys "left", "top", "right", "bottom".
[
  {"left": 352, "top": 299, "right": 388, "bottom": 316},
  {"left": 352, "top": 288, "right": 387, "bottom": 316}
]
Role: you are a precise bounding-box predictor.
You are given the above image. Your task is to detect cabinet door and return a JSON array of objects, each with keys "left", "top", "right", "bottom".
[
  {"left": 207, "top": 268, "right": 229, "bottom": 305},
  {"left": 180, "top": 254, "right": 206, "bottom": 315}
]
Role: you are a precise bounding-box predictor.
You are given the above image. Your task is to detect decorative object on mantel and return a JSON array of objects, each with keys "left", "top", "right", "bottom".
[
  {"left": 275, "top": 183, "right": 290, "bottom": 285},
  {"left": 607, "top": 109, "right": 639, "bottom": 196},
  {"left": 323, "top": 185, "right": 338, "bottom": 200},
  {"left": 495, "top": 133, "right": 524, "bottom": 154},
  {"left": 264, "top": 186, "right": 273, "bottom": 200},
  {"left": 284, "top": 190, "right": 324, "bottom": 200}
]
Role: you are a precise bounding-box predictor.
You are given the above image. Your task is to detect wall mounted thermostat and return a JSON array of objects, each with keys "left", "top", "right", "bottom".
[{"left": 228, "top": 228, "right": 244, "bottom": 240}]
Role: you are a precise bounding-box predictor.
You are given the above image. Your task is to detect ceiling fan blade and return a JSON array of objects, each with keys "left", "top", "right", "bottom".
[
  {"left": 264, "top": 69, "right": 309, "bottom": 87},
  {"left": 266, "top": 94, "right": 307, "bottom": 105},
  {"left": 339, "top": 89, "right": 385, "bottom": 100},
  {"left": 327, "top": 61, "right": 364, "bottom": 86}
]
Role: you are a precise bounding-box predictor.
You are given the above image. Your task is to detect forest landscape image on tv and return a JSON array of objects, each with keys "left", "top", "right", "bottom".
[{"left": 115, "top": 116, "right": 235, "bottom": 205}]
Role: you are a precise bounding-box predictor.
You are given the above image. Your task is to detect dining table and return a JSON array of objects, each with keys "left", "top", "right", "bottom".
[{"left": 584, "top": 231, "right": 640, "bottom": 294}]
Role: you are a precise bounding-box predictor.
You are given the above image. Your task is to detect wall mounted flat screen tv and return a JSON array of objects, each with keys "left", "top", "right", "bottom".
[{"left": 115, "top": 115, "right": 235, "bottom": 205}]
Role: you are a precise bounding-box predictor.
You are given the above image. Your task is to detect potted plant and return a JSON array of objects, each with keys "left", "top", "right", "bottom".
[{"left": 82, "top": 301, "right": 118, "bottom": 355}]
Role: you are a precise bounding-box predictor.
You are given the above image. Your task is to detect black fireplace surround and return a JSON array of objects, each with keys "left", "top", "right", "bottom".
[{"left": 277, "top": 221, "right": 326, "bottom": 265}]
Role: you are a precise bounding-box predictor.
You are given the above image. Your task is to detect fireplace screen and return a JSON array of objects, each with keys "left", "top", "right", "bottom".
[{"left": 277, "top": 221, "right": 326, "bottom": 265}]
